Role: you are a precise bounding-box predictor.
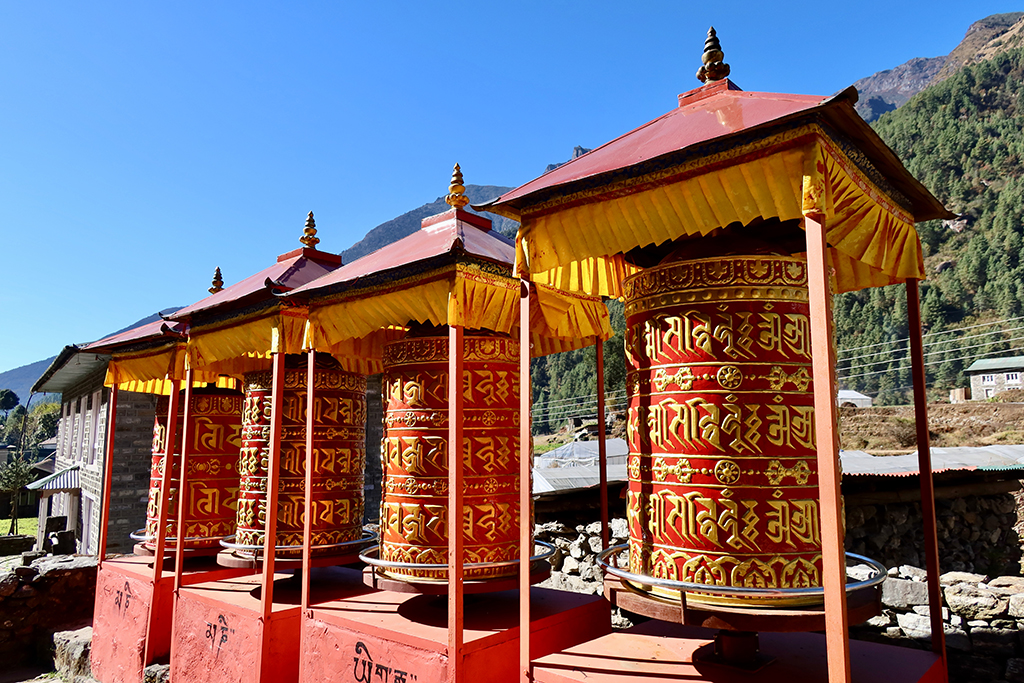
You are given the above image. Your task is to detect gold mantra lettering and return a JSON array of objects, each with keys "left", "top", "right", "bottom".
[
  {"left": 188, "top": 483, "right": 223, "bottom": 517},
  {"left": 631, "top": 489, "right": 759, "bottom": 551},
  {"left": 242, "top": 395, "right": 272, "bottom": 426},
  {"left": 385, "top": 372, "right": 448, "bottom": 408},
  {"left": 764, "top": 405, "right": 815, "bottom": 450},
  {"left": 193, "top": 417, "right": 242, "bottom": 452},
  {"left": 277, "top": 497, "right": 354, "bottom": 529},
  {"left": 384, "top": 436, "right": 447, "bottom": 475},
  {"left": 630, "top": 398, "right": 763, "bottom": 453},
  {"left": 383, "top": 502, "right": 448, "bottom": 544},
  {"left": 765, "top": 499, "right": 820, "bottom": 547},
  {"left": 628, "top": 311, "right": 811, "bottom": 364}
]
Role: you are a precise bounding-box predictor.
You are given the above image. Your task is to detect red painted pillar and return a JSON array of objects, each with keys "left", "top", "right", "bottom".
[
  {"left": 907, "top": 279, "right": 949, "bottom": 680},
  {"left": 804, "top": 216, "right": 851, "bottom": 683},
  {"left": 448, "top": 325, "right": 465, "bottom": 683},
  {"left": 596, "top": 336, "right": 609, "bottom": 551},
  {"left": 519, "top": 282, "right": 533, "bottom": 683},
  {"left": 97, "top": 384, "right": 120, "bottom": 566},
  {"left": 257, "top": 352, "right": 286, "bottom": 681},
  {"left": 170, "top": 369, "right": 196, "bottom": 667},
  {"left": 299, "top": 350, "right": 317, "bottom": 681},
  {"left": 145, "top": 378, "right": 182, "bottom": 664}
]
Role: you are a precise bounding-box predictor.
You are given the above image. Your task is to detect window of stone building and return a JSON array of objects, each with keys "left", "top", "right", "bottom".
[
  {"left": 985, "top": 388, "right": 995, "bottom": 398},
  {"left": 982, "top": 374, "right": 996, "bottom": 385},
  {"left": 1007, "top": 372, "right": 1021, "bottom": 385}
]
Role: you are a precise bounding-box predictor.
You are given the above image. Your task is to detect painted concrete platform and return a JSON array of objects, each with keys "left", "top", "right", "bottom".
[
  {"left": 172, "top": 566, "right": 370, "bottom": 683},
  {"left": 302, "top": 586, "right": 612, "bottom": 683},
  {"left": 532, "top": 620, "right": 944, "bottom": 683},
  {"left": 90, "top": 555, "right": 249, "bottom": 683}
]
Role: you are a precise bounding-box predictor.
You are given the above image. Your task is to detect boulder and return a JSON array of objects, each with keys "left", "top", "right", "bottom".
[
  {"left": 882, "top": 578, "right": 929, "bottom": 609},
  {"left": 945, "top": 583, "right": 1009, "bottom": 620},
  {"left": 54, "top": 626, "right": 93, "bottom": 682},
  {"left": 940, "top": 571, "right": 989, "bottom": 585}
]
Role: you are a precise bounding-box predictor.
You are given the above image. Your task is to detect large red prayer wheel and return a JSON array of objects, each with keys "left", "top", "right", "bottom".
[
  {"left": 234, "top": 355, "right": 366, "bottom": 557},
  {"left": 380, "top": 332, "right": 520, "bottom": 580},
  {"left": 622, "top": 255, "right": 822, "bottom": 605},
  {"left": 144, "top": 387, "right": 243, "bottom": 551}
]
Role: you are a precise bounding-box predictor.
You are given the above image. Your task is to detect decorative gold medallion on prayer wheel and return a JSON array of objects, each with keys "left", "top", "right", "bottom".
[
  {"left": 144, "top": 387, "right": 244, "bottom": 551},
  {"left": 622, "top": 255, "right": 822, "bottom": 606},
  {"left": 380, "top": 332, "right": 520, "bottom": 580},
  {"left": 234, "top": 355, "right": 366, "bottom": 557}
]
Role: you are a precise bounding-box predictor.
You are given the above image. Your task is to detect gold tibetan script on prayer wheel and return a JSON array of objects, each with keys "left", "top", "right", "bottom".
[
  {"left": 380, "top": 332, "right": 520, "bottom": 580},
  {"left": 146, "top": 387, "right": 243, "bottom": 551},
  {"left": 234, "top": 355, "right": 366, "bottom": 557},
  {"left": 622, "top": 255, "right": 823, "bottom": 606}
]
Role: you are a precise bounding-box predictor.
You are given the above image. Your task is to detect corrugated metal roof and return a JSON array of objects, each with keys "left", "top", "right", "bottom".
[
  {"left": 966, "top": 356, "right": 1024, "bottom": 373},
  {"left": 32, "top": 345, "right": 111, "bottom": 394},
  {"left": 841, "top": 446, "right": 1024, "bottom": 477},
  {"left": 26, "top": 465, "right": 80, "bottom": 492}
]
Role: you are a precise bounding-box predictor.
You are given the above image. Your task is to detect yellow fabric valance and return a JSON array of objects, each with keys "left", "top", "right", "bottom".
[
  {"left": 103, "top": 342, "right": 235, "bottom": 394},
  {"left": 185, "top": 307, "right": 307, "bottom": 374},
  {"left": 304, "top": 263, "right": 613, "bottom": 362},
  {"left": 515, "top": 126, "right": 924, "bottom": 296}
]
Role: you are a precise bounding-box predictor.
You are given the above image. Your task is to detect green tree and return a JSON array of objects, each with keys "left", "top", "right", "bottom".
[
  {"left": 0, "top": 456, "right": 35, "bottom": 535},
  {"left": 0, "top": 389, "right": 18, "bottom": 418}
]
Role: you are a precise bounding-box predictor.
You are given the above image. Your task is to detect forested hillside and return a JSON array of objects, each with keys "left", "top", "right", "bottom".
[{"left": 835, "top": 46, "right": 1024, "bottom": 403}]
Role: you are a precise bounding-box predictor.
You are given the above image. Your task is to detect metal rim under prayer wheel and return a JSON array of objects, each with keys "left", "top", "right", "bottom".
[
  {"left": 622, "top": 254, "right": 824, "bottom": 607},
  {"left": 380, "top": 332, "right": 520, "bottom": 581},
  {"left": 234, "top": 354, "right": 366, "bottom": 558},
  {"left": 143, "top": 387, "right": 244, "bottom": 551}
]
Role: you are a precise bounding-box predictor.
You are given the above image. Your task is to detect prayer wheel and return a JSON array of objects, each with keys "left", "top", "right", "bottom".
[
  {"left": 234, "top": 355, "right": 366, "bottom": 557},
  {"left": 623, "top": 254, "right": 822, "bottom": 605},
  {"left": 144, "top": 387, "right": 244, "bottom": 551},
  {"left": 380, "top": 332, "right": 520, "bottom": 580}
]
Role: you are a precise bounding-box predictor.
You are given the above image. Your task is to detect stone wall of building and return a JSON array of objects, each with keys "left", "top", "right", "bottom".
[
  {"left": 0, "top": 556, "right": 97, "bottom": 667},
  {"left": 105, "top": 389, "right": 160, "bottom": 555},
  {"left": 364, "top": 374, "right": 383, "bottom": 524}
]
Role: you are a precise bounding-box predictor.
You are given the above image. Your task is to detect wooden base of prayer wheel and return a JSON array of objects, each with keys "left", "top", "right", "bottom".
[
  {"left": 142, "top": 387, "right": 243, "bottom": 552},
  {"left": 622, "top": 255, "right": 823, "bottom": 607},
  {"left": 379, "top": 332, "right": 520, "bottom": 581},
  {"left": 233, "top": 354, "right": 366, "bottom": 558}
]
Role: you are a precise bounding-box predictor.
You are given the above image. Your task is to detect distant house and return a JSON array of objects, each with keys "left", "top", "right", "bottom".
[
  {"left": 838, "top": 389, "right": 873, "bottom": 408},
  {"left": 32, "top": 345, "right": 158, "bottom": 556},
  {"left": 965, "top": 356, "right": 1024, "bottom": 400}
]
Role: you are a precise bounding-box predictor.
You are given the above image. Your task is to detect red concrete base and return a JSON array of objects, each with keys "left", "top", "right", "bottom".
[
  {"left": 90, "top": 556, "right": 249, "bottom": 683},
  {"left": 533, "top": 620, "right": 945, "bottom": 682},
  {"left": 172, "top": 567, "right": 370, "bottom": 683},
  {"left": 302, "top": 586, "right": 612, "bottom": 683}
]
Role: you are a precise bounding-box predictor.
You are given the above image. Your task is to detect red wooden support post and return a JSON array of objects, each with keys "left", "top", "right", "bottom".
[
  {"left": 596, "top": 336, "right": 609, "bottom": 551},
  {"left": 804, "top": 216, "right": 851, "bottom": 683},
  {"left": 145, "top": 378, "right": 181, "bottom": 664},
  {"left": 519, "top": 282, "right": 533, "bottom": 683},
  {"left": 97, "top": 385, "right": 119, "bottom": 567},
  {"left": 257, "top": 352, "right": 286, "bottom": 680},
  {"left": 172, "top": 370, "right": 196, "bottom": 593},
  {"left": 169, "top": 370, "right": 195, "bottom": 666},
  {"left": 907, "top": 279, "right": 948, "bottom": 677},
  {"left": 299, "top": 350, "right": 317, "bottom": 682},
  {"left": 448, "top": 325, "right": 465, "bottom": 683}
]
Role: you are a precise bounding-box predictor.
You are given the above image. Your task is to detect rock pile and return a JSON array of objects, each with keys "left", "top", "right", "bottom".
[
  {"left": 535, "top": 518, "right": 628, "bottom": 595},
  {"left": 856, "top": 565, "right": 1024, "bottom": 683},
  {"left": 0, "top": 555, "right": 97, "bottom": 667}
]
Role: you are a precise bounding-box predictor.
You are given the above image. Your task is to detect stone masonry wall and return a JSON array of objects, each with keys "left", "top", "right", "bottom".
[
  {"left": 845, "top": 493, "right": 1021, "bottom": 577},
  {"left": 0, "top": 556, "right": 97, "bottom": 667}
]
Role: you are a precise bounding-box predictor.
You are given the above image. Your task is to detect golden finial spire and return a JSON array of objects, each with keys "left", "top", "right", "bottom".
[
  {"left": 209, "top": 267, "right": 224, "bottom": 294},
  {"left": 300, "top": 211, "right": 320, "bottom": 248},
  {"left": 445, "top": 164, "right": 469, "bottom": 209},
  {"left": 696, "top": 26, "right": 731, "bottom": 83}
]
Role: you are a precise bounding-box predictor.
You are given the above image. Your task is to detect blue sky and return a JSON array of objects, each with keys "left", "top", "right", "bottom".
[{"left": 1, "top": 1, "right": 1020, "bottom": 372}]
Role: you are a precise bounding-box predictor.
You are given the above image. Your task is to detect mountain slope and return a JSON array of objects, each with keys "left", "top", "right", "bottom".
[{"left": 854, "top": 13, "right": 1024, "bottom": 121}]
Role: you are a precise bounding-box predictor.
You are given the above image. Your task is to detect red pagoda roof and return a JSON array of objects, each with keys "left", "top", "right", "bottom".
[
  {"left": 481, "top": 79, "right": 946, "bottom": 222},
  {"left": 169, "top": 247, "right": 342, "bottom": 320},
  {"left": 83, "top": 319, "right": 184, "bottom": 352},
  {"left": 289, "top": 208, "right": 513, "bottom": 296}
]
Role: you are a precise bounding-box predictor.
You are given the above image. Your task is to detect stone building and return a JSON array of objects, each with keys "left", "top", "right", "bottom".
[
  {"left": 32, "top": 344, "right": 157, "bottom": 555},
  {"left": 966, "top": 355, "right": 1024, "bottom": 400}
]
